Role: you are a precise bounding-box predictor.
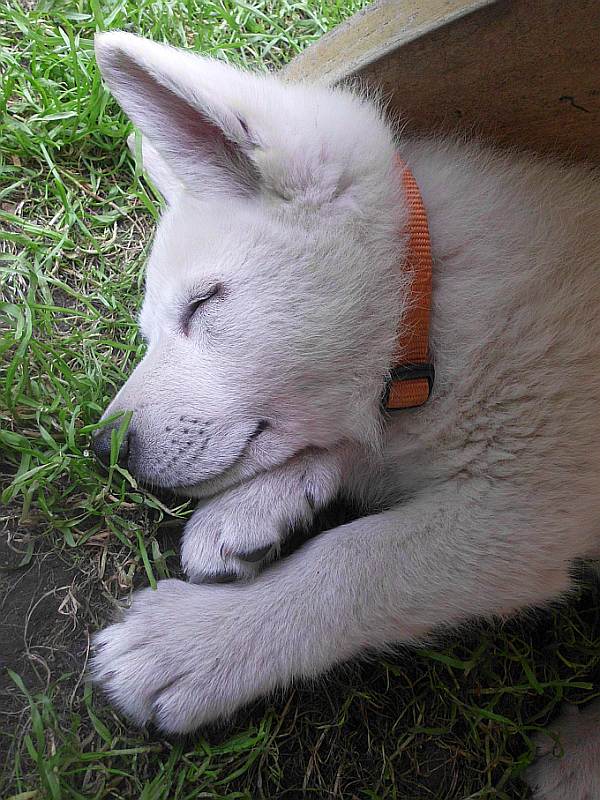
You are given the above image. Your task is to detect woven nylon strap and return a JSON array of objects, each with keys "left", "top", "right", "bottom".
[{"left": 384, "top": 159, "right": 434, "bottom": 411}]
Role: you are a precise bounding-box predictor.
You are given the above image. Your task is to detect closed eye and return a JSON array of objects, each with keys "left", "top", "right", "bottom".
[{"left": 181, "top": 284, "right": 221, "bottom": 335}]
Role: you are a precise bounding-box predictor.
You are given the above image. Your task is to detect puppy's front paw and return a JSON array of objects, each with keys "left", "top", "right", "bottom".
[
  {"left": 524, "top": 702, "right": 600, "bottom": 799},
  {"left": 180, "top": 485, "right": 309, "bottom": 581},
  {"left": 181, "top": 457, "right": 338, "bottom": 581},
  {"left": 90, "top": 580, "right": 270, "bottom": 732}
]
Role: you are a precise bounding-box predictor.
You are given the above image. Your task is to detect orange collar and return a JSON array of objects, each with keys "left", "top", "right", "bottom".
[{"left": 383, "top": 158, "right": 434, "bottom": 411}]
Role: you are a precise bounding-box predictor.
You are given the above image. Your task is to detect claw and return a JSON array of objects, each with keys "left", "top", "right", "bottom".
[
  {"left": 219, "top": 542, "right": 233, "bottom": 562},
  {"left": 238, "top": 544, "right": 274, "bottom": 563}
]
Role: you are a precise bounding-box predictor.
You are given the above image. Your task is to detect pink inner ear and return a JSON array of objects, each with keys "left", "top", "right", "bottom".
[{"left": 105, "top": 49, "right": 260, "bottom": 196}]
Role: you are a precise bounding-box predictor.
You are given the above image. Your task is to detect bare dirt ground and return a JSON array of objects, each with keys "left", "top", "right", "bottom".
[{"left": 1, "top": 506, "right": 95, "bottom": 776}]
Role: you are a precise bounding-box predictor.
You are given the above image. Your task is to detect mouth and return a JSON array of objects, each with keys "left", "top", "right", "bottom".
[{"left": 167, "top": 418, "right": 270, "bottom": 493}]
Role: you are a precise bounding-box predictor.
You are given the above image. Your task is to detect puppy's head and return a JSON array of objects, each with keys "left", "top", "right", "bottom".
[{"left": 93, "top": 33, "right": 407, "bottom": 496}]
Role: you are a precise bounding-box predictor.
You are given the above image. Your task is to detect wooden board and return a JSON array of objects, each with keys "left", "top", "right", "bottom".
[{"left": 284, "top": 0, "right": 600, "bottom": 163}]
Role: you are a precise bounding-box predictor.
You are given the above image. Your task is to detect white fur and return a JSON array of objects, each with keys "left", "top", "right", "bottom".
[
  {"left": 525, "top": 701, "right": 600, "bottom": 799},
  {"left": 91, "top": 32, "right": 600, "bottom": 793}
]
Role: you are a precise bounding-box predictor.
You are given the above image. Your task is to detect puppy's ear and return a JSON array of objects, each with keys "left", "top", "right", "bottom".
[{"left": 95, "top": 32, "right": 260, "bottom": 198}]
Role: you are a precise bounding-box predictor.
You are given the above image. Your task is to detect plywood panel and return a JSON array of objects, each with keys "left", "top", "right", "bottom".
[{"left": 285, "top": 0, "right": 600, "bottom": 163}]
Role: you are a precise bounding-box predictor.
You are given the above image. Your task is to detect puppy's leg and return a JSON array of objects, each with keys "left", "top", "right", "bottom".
[
  {"left": 92, "top": 482, "right": 571, "bottom": 733},
  {"left": 524, "top": 701, "right": 600, "bottom": 800},
  {"left": 180, "top": 448, "right": 351, "bottom": 581}
]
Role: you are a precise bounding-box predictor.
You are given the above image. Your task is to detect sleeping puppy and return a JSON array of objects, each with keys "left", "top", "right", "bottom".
[{"left": 91, "top": 32, "right": 600, "bottom": 798}]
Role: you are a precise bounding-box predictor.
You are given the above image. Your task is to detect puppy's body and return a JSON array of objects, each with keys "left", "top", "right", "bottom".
[{"left": 91, "top": 33, "right": 600, "bottom": 796}]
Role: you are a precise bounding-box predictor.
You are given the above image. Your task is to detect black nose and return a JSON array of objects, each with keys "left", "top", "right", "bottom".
[{"left": 91, "top": 423, "right": 131, "bottom": 468}]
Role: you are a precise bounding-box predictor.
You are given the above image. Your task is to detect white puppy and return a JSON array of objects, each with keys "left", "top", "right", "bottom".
[{"left": 91, "top": 32, "right": 600, "bottom": 798}]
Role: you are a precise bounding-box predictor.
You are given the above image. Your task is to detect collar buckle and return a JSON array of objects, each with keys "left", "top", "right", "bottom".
[{"left": 382, "top": 362, "right": 435, "bottom": 411}]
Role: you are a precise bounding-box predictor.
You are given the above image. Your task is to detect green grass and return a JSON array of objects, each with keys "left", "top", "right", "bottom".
[{"left": 1, "top": 1, "right": 599, "bottom": 798}]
